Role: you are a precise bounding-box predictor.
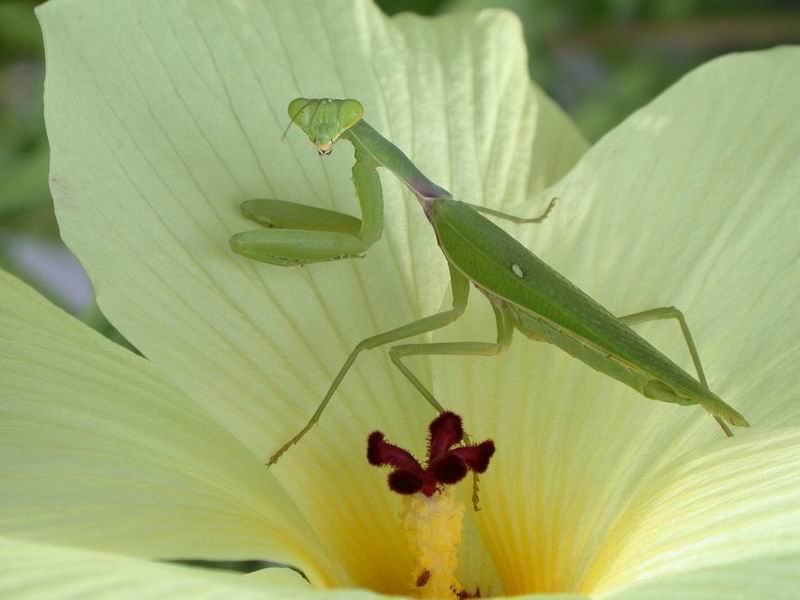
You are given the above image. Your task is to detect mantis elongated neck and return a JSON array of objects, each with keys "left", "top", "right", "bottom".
[{"left": 345, "top": 120, "right": 453, "bottom": 204}]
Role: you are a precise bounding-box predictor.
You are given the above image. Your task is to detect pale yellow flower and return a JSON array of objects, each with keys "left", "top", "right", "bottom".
[{"left": 1, "top": 1, "right": 798, "bottom": 598}]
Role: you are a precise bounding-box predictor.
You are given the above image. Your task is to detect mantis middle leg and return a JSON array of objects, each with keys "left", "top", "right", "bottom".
[
  {"left": 230, "top": 146, "right": 383, "bottom": 266},
  {"left": 387, "top": 304, "right": 515, "bottom": 414},
  {"left": 268, "top": 264, "right": 471, "bottom": 465},
  {"left": 387, "top": 303, "right": 515, "bottom": 510},
  {"left": 618, "top": 306, "right": 733, "bottom": 436}
]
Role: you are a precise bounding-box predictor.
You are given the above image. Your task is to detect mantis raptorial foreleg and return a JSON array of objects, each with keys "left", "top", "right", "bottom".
[
  {"left": 618, "top": 306, "right": 733, "bottom": 436},
  {"left": 240, "top": 199, "right": 362, "bottom": 235},
  {"left": 267, "top": 264, "right": 470, "bottom": 465},
  {"left": 230, "top": 147, "right": 383, "bottom": 266},
  {"left": 464, "top": 196, "right": 558, "bottom": 224}
]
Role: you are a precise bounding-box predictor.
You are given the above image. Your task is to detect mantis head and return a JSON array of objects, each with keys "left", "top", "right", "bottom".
[{"left": 286, "top": 98, "right": 364, "bottom": 155}]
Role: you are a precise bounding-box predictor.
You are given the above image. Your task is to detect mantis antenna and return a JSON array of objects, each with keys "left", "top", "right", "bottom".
[{"left": 280, "top": 99, "right": 314, "bottom": 141}]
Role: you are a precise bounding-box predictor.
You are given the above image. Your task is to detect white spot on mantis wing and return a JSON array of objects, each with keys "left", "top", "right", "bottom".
[{"left": 511, "top": 264, "right": 524, "bottom": 278}]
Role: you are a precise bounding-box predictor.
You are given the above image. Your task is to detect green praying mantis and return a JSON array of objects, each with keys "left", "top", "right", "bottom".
[{"left": 230, "top": 98, "right": 750, "bottom": 467}]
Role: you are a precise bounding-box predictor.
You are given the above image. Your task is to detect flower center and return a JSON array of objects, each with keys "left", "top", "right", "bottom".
[{"left": 367, "top": 412, "right": 494, "bottom": 598}]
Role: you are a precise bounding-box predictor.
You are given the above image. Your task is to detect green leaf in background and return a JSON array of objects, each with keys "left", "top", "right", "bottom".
[
  {"left": 0, "top": 137, "right": 50, "bottom": 218},
  {"left": 0, "top": 2, "right": 43, "bottom": 58}
]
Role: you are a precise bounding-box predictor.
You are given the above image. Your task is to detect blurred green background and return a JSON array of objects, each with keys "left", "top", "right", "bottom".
[{"left": 1, "top": 0, "right": 799, "bottom": 348}]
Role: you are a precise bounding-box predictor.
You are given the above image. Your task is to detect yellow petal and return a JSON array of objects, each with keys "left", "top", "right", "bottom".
[
  {"left": 597, "top": 553, "right": 799, "bottom": 600},
  {"left": 0, "top": 536, "right": 387, "bottom": 599},
  {"left": 38, "top": 0, "right": 586, "bottom": 592},
  {"left": 435, "top": 48, "right": 800, "bottom": 594},
  {"left": 38, "top": 0, "right": 586, "bottom": 460},
  {"left": 0, "top": 270, "right": 337, "bottom": 585},
  {"left": 586, "top": 429, "right": 800, "bottom": 594}
]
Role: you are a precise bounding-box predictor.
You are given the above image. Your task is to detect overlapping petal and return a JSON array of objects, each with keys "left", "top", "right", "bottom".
[
  {"left": 435, "top": 48, "right": 800, "bottom": 594},
  {"left": 590, "top": 430, "right": 800, "bottom": 595},
  {"left": 0, "top": 536, "right": 387, "bottom": 600},
  {"left": 37, "top": 0, "right": 586, "bottom": 592},
  {"left": 0, "top": 270, "right": 338, "bottom": 585},
  {"left": 599, "top": 553, "right": 799, "bottom": 600}
]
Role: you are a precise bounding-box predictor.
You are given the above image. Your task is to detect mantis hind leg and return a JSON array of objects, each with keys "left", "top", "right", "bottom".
[
  {"left": 618, "top": 306, "right": 733, "bottom": 437},
  {"left": 464, "top": 196, "right": 558, "bottom": 224},
  {"left": 231, "top": 148, "right": 383, "bottom": 266}
]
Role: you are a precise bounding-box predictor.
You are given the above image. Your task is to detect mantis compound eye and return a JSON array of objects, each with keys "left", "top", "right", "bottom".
[
  {"left": 287, "top": 97, "right": 311, "bottom": 123},
  {"left": 283, "top": 97, "right": 318, "bottom": 142},
  {"left": 338, "top": 98, "right": 364, "bottom": 131}
]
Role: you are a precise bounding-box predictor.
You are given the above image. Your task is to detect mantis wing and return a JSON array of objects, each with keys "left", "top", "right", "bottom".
[{"left": 430, "top": 199, "right": 748, "bottom": 428}]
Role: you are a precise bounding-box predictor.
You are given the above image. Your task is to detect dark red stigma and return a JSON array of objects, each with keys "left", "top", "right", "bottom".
[{"left": 367, "top": 412, "right": 495, "bottom": 496}]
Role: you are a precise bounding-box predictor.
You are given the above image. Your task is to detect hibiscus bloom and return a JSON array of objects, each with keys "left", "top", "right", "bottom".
[{"left": 1, "top": 1, "right": 798, "bottom": 598}]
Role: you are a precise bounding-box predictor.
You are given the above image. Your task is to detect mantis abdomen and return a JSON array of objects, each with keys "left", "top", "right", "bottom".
[{"left": 430, "top": 198, "right": 748, "bottom": 427}]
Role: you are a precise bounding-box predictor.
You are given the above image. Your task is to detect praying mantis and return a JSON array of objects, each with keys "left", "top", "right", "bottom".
[{"left": 230, "top": 98, "right": 749, "bottom": 466}]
